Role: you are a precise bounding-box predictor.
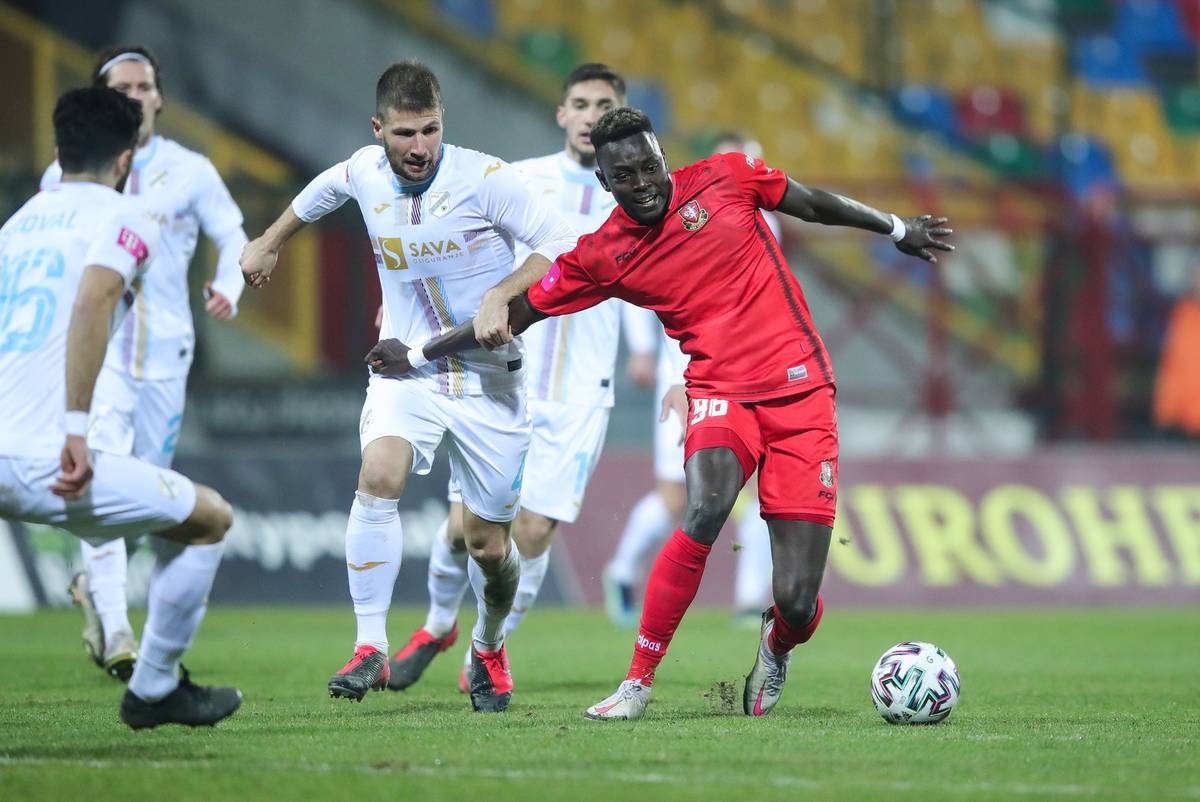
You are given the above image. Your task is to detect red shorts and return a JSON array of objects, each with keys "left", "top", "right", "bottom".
[{"left": 683, "top": 385, "right": 838, "bottom": 526}]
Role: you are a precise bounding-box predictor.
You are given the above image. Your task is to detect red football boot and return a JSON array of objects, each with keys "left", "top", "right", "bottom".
[{"left": 328, "top": 644, "right": 390, "bottom": 701}]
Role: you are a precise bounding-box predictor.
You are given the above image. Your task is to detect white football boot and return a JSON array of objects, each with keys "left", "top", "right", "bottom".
[
  {"left": 743, "top": 608, "right": 792, "bottom": 716},
  {"left": 584, "top": 679, "right": 651, "bottom": 721},
  {"left": 67, "top": 573, "right": 105, "bottom": 668}
]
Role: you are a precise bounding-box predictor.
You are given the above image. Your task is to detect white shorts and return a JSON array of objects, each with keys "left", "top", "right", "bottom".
[
  {"left": 89, "top": 367, "right": 186, "bottom": 468},
  {"left": 449, "top": 399, "right": 610, "bottom": 524},
  {"left": 0, "top": 452, "right": 197, "bottom": 546},
  {"left": 654, "top": 376, "right": 686, "bottom": 483},
  {"left": 360, "top": 377, "right": 530, "bottom": 523}
]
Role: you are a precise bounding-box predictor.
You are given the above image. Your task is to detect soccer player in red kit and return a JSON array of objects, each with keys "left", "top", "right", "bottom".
[{"left": 365, "top": 107, "right": 953, "bottom": 719}]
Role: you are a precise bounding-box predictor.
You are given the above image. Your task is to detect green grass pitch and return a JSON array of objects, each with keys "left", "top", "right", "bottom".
[{"left": 0, "top": 605, "right": 1196, "bottom": 801}]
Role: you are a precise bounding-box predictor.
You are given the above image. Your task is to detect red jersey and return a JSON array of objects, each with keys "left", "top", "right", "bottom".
[{"left": 527, "top": 152, "right": 834, "bottom": 400}]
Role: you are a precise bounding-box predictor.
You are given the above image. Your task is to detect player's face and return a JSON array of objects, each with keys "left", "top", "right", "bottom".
[
  {"left": 105, "top": 61, "right": 161, "bottom": 146},
  {"left": 372, "top": 107, "right": 444, "bottom": 182},
  {"left": 596, "top": 133, "right": 672, "bottom": 226},
  {"left": 557, "top": 80, "right": 623, "bottom": 166}
]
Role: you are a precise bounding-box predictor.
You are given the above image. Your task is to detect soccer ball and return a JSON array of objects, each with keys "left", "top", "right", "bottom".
[{"left": 870, "top": 641, "right": 961, "bottom": 724}]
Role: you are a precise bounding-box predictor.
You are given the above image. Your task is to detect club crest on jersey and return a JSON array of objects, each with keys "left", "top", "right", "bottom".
[
  {"left": 819, "top": 460, "right": 834, "bottom": 488},
  {"left": 428, "top": 191, "right": 451, "bottom": 218},
  {"left": 679, "top": 199, "right": 708, "bottom": 231}
]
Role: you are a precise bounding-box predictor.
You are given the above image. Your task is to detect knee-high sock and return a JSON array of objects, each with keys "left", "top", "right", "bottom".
[
  {"left": 734, "top": 499, "right": 773, "bottom": 612},
  {"left": 626, "top": 529, "right": 712, "bottom": 685},
  {"left": 608, "top": 491, "right": 672, "bottom": 584},
  {"left": 345, "top": 492, "right": 403, "bottom": 653},
  {"left": 769, "top": 595, "right": 824, "bottom": 656},
  {"left": 128, "top": 541, "right": 224, "bottom": 702},
  {"left": 502, "top": 549, "right": 551, "bottom": 637},
  {"left": 82, "top": 537, "right": 132, "bottom": 639},
  {"left": 467, "top": 540, "right": 520, "bottom": 651},
  {"left": 423, "top": 518, "right": 469, "bottom": 638}
]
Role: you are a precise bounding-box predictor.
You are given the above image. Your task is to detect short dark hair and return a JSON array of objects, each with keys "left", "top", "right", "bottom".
[
  {"left": 376, "top": 61, "right": 443, "bottom": 115},
  {"left": 92, "top": 45, "right": 163, "bottom": 94},
  {"left": 54, "top": 87, "right": 143, "bottom": 173},
  {"left": 590, "top": 107, "right": 655, "bottom": 152},
  {"left": 562, "top": 63, "right": 626, "bottom": 102}
]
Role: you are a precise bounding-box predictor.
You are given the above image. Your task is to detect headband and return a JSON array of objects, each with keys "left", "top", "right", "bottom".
[{"left": 97, "top": 52, "right": 152, "bottom": 77}]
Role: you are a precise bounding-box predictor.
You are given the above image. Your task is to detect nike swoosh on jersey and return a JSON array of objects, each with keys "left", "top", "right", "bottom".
[{"left": 347, "top": 561, "right": 389, "bottom": 571}]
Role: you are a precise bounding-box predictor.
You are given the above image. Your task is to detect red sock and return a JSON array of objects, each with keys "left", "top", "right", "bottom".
[
  {"left": 626, "top": 529, "right": 712, "bottom": 686},
  {"left": 768, "top": 595, "right": 824, "bottom": 656}
]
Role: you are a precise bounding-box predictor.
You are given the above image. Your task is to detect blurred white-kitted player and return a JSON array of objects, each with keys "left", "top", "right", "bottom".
[
  {"left": 386, "top": 64, "right": 628, "bottom": 695},
  {"left": 240, "top": 61, "right": 577, "bottom": 713},
  {"left": 41, "top": 45, "right": 248, "bottom": 680},
  {"left": 605, "top": 132, "right": 781, "bottom": 626},
  {"left": 0, "top": 86, "right": 240, "bottom": 730}
]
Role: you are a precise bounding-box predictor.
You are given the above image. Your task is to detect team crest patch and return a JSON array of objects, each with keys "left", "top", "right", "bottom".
[
  {"left": 679, "top": 199, "right": 708, "bottom": 231},
  {"left": 428, "top": 191, "right": 451, "bottom": 218},
  {"left": 819, "top": 460, "right": 834, "bottom": 488}
]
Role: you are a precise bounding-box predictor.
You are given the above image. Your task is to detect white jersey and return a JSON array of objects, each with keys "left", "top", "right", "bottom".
[
  {"left": 293, "top": 143, "right": 576, "bottom": 396},
  {"left": 515, "top": 153, "right": 622, "bottom": 408},
  {"left": 0, "top": 182, "right": 158, "bottom": 457},
  {"left": 41, "top": 136, "right": 247, "bottom": 380}
]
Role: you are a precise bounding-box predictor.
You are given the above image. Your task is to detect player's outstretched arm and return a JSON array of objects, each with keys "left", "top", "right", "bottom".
[
  {"left": 241, "top": 206, "right": 306, "bottom": 288},
  {"left": 776, "top": 179, "right": 955, "bottom": 262},
  {"left": 54, "top": 265, "right": 126, "bottom": 499},
  {"left": 366, "top": 291, "right": 548, "bottom": 375},
  {"left": 476, "top": 253, "right": 554, "bottom": 349}
]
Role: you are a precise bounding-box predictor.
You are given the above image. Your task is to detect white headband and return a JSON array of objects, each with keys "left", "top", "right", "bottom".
[{"left": 98, "top": 52, "right": 152, "bottom": 77}]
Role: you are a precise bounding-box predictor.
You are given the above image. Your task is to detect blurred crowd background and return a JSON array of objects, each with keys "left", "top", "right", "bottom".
[{"left": 2, "top": 0, "right": 1197, "bottom": 612}]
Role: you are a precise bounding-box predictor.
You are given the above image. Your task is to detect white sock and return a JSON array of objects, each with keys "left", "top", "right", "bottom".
[
  {"left": 423, "top": 518, "right": 469, "bottom": 638},
  {"left": 128, "top": 541, "right": 224, "bottom": 703},
  {"left": 345, "top": 492, "right": 403, "bottom": 654},
  {"left": 735, "top": 498, "right": 774, "bottom": 612},
  {"left": 82, "top": 537, "right": 132, "bottom": 639},
  {"left": 468, "top": 540, "right": 520, "bottom": 651},
  {"left": 608, "top": 491, "right": 672, "bottom": 584},
  {"left": 502, "top": 549, "right": 551, "bottom": 637}
]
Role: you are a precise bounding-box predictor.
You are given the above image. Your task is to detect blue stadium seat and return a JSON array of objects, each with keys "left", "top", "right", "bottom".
[
  {"left": 436, "top": 0, "right": 497, "bottom": 38},
  {"left": 892, "top": 85, "right": 963, "bottom": 143},
  {"left": 1048, "top": 133, "right": 1119, "bottom": 197},
  {"left": 627, "top": 80, "right": 672, "bottom": 137},
  {"left": 1116, "top": 0, "right": 1194, "bottom": 56},
  {"left": 1073, "top": 35, "right": 1148, "bottom": 85}
]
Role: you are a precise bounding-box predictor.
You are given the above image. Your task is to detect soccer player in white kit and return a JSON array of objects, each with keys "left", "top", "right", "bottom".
[
  {"left": 40, "top": 45, "right": 249, "bottom": 681},
  {"left": 240, "top": 62, "right": 576, "bottom": 712},
  {"left": 386, "top": 64, "right": 627, "bottom": 694},
  {"left": 605, "top": 132, "right": 780, "bottom": 626},
  {"left": 0, "top": 86, "right": 240, "bottom": 729}
]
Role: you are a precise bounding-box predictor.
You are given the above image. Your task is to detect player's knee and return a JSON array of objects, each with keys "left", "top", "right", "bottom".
[
  {"left": 191, "top": 485, "right": 233, "bottom": 545},
  {"left": 514, "top": 514, "right": 555, "bottom": 557},
  {"left": 465, "top": 536, "right": 508, "bottom": 567},
  {"left": 358, "top": 456, "right": 406, "bottom": 498},
  {"left": 682, "top": 493, "right": 737, "bottom": 543},
  {"left": 773, "top": 584, "right": 819, "bottom": 627}
]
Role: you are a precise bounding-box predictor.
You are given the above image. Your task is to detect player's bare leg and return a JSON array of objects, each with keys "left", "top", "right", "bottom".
[
  {"left": 119, "top": 483, "right": 242, "bottom": 729},
  {"left": 587, "top": 448, "right": 744, "bottom": 721},
  {"left": 329, "top": 437, "right": 410, "bottom": 701},
  {"left": 604, "top": 478, "right": 685, "bottom": 627},
  {"left": 462, "top": 508, "right": 520, "bottom": 712},
  {"left": 743, "top": 519, "right": 830, "bottom": 716},
  {"left": 388, "top": 502, "right": 465, "bottom": 691}
]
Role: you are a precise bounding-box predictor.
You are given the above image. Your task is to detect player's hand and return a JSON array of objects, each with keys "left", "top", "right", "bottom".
[
  {"left": 203, "top": 282, "right": 234, "bottom": 320},
  {"left": 626, "top": 352, "right": 656, "bottom": 388},
  {"left": 475, "top": 289, "right": 513, "bottom": 351},
  {"left": 51, "top": 435, "right": 93, "bottom": 499},
  {"left": 374, "top": 304, "right": 383, "bottom": 330},
  {"left": 365, "top": 338, "right": 411, "bottom": 375},
  {"left": 895, "top": 215, "right": 954, "bottom": 263},
  {"left": 660, "top": 383, "right": 689, "bottom": 445},
  {"left": 240, "top": 237, "right": 278, "bottom": 288}
]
